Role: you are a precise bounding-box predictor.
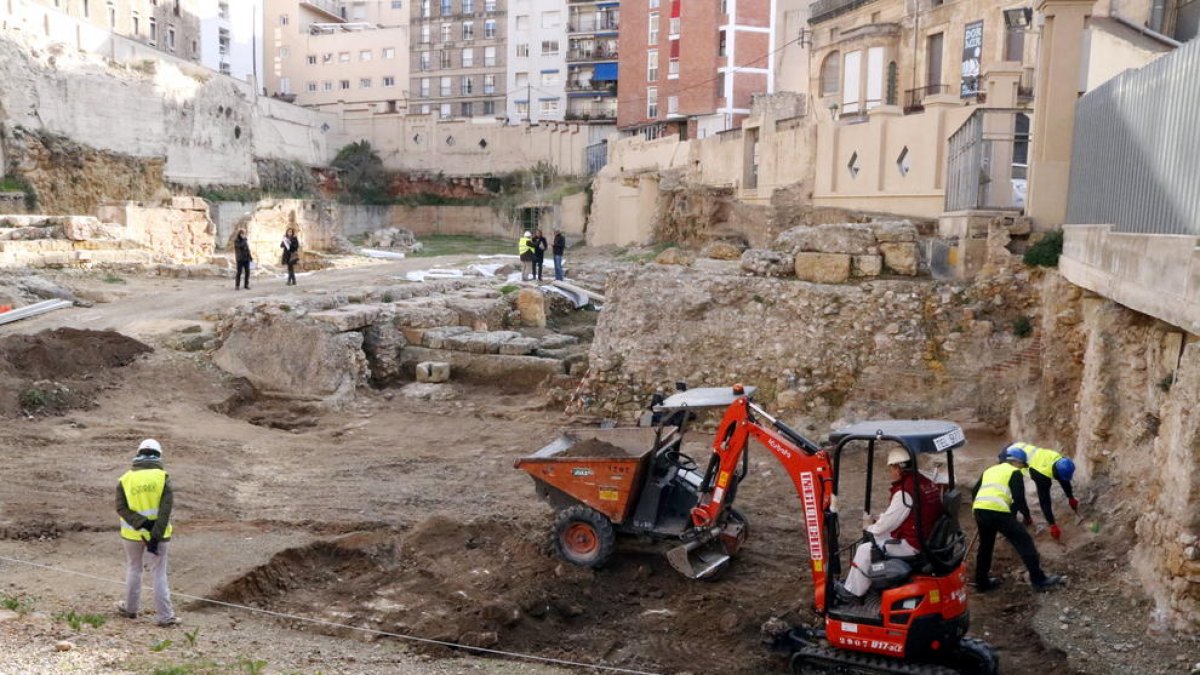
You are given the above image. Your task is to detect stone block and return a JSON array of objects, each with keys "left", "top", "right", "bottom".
[
  {"left": 741, "top": 248, "right": 794, "bottom": 277},
  {"left": 393, "top": 305, "right": 461, "bottom": 328},
  {"left": 498, "top": 337, "right": 540, "bottom": 355},
  {"left": 402, "top": 346, "right": 564, "bottom": 387},
  {"left": 852, "top": 255, "right": 883, "bottom": 277},
  {"left": 516, "top": 288, "right": 546, "bottom": 328},
  {"left": 872, "top": 221, "right": 919, "bottom": 243},
  {"left": 444, "top": 296, "right": 508, "bottom": 331},
  {"left": 880, "top": 242, "right": 919, "bottom": 276},
  {"left": 654, "top": 247, "right": 694, "bottom": 265},
  {"left": 775, "top": 223, "right": 876, "bottom": 255},
  {"left": 415, "top": 361, "right": 451, "bottom": 383},
  {"left": 700, "top": 241, "right": 745, "bottom": 260},
  {"left": 420, "top": 325, "right": 471, "bottom": 349},
  {"left": 444, "top": 330, "right": 523, "bottom": 354},
  {"left": 401, "top": 327, "right": 426, "bottom": 344},
  {"left": 309, "top": 304, "right": 384, "bottom": 332},
  {"left": 539, "top": 333, "right": 579, "bottom": 349},
  {"left": 794, "top": 252, "right": 851, "bottom": 283}
]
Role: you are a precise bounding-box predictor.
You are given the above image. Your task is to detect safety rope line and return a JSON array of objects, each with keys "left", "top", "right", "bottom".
[{"left": 0, "top": 553, "right": 659, "bottom": 675}]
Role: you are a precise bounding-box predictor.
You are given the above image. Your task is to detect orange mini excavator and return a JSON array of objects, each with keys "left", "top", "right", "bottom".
[{"left": 517, "top": 385, "right": 998, "bottom": 674}]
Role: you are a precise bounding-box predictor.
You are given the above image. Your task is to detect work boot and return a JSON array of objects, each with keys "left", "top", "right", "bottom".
[
  {"left": 833, "top": 583, "right": 860, "bottom": 604},
  {"left": 1033, "top": 575, "right": 1065, "bottom": 591},
  {"left": 972, "top": 577, "right": 1004, "bottom": 592},
  {"left": 116, "top": 602, "right": 136, "bottom": 619}
]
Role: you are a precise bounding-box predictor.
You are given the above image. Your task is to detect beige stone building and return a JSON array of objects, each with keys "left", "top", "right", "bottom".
[
  {"left": 21, "top": 0, "right": 203, "bottom": 60},
  {"left": 264, "top": 0, "right": 410, "bottom": 113}
]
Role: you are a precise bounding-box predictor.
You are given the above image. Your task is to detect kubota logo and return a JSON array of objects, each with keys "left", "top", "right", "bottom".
[
  {"left": 800, "top": 472, "right": 823, "bottom": 561},
  {"left": 766, "top": 437, "right": 793, "bottom": 459}
]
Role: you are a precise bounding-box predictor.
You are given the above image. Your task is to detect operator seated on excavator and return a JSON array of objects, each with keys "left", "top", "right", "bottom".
[{"left": 837, "top": 447, "right": 945, "bottom": 601}]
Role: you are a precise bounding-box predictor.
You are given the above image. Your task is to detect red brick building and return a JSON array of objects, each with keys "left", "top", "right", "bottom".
[{"left": 617, "top": 0, "right": 773, "bottom": 136}]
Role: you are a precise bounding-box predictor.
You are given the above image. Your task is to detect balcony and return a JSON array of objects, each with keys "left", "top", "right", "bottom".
[
  {"left": 810, "top": 0, "right": 882, "bottom": 24},
  {"left": 566, "top": 106, "right": 616, "bottom": 121},
  {"left": 568, "top": 16, "right": 619, "bottom": 33},
  {"left": 904, "top": 84, "right": 949, "bottom": 114},
  {"left": 300, "top": 0, "right": 342, "bottom": 21},
  {"left": 567, "top": 47, "right": 618, "bottom": 63},
  {"left": 565, "top": 80, "right": 617, "bottom": 95}
]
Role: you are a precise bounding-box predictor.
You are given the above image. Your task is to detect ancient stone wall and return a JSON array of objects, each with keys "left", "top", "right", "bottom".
[
  {"left": 96, "top": 198, "right": 215, "bottom": 264},
  {"left": 1012, "top": 271, "right": 1200, "bottom": 630}
]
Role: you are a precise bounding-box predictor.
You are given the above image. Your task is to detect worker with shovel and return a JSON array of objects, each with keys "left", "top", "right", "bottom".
[{"left": 1005, "top": 442, "right": 1078, "bottom": 541}]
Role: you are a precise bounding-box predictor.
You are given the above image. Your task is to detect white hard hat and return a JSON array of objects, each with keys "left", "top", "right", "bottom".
[
  {"left": 137, "top": 438, "right": 163, "bottom": 457},
  {"left": 886, "top": 447, "right": 911, "bottom": 466},
  {"left": 523, "top": 231, "right": 531, "bottom": 237}
]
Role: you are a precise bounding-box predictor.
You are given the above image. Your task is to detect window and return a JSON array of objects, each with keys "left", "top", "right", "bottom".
[
  {"left": 167, "top": 26, "right": 176, "bottom": 50},
  {"left": 192, "top": 39, "right": 198, "bottom": 57},
  {"left": 484, "top": 46, "right": 496, "bottom": 65},
  {"left": 420, "top": 0, "right": 430, "bottom": 17},
  {"left": 820, "top": 51, "right": 840, "bottom": 96},
  {"left": 541, "top": 70, "right": 559, "bottom": 85},
  {"left": 324, "top": 80, "right": 333, "bottom": 91},
  {"left": 440, "top": 76, "right": 452, "bottom": 96},
  {"left": 462, "top": 21, "right": 474, "bottom": 40},
  {"left": 340, "top": 79, "right": 351, "bottom": 90},
  {"left": 516, "top": 101, "right": 529, "bottom": 117},
  {"left": 668, "top": 58, "right": 679, "bottom": 79},
  {"left": 485, "top": 0, "right": 497, "bottom": 11},
  {"left": 279, "top": 13, "right": 288, "bottom": 25},
  {"left": 516, "top": 43, "right": 529, "bottom": 57},
  {"left": 440, "top": 103, "right": 452, "bottom": 118},
  {"left": 131, "top": 13, "right": 139, "bottom": 35},
  {"left": 149, "top": 18, "right": 157, "bottom": 43},
  {"left": 516, "top": 14, "right": 529, "bottom": 30},
  {"left": 360, "top": 78, "right": 372, "bottom": 88},
  {"left": 440, "top": 0, "right": 451, "bottom": 15},
  {"left": 462, "top": 47, "right": 474, "bottom": 66},
  {"left": 307, "top": 81, "right": 318, "bottom": 92},
  {"left": 461, "top": 76, "right": 474, "bottom": 94},
  {"left": 842, "top": 50, "right": 862, "bottom": 113},
  {"left": 647, "top": 86, "right": 658, "bottom": 117},
  {"left": 307, "top": 54, "right": 317, "bottom": 64},
  {"left": 419, "top": 51, "right": 431, "bottom": 70},
  {"left": 106, "top": 1, "right": 115, "bottom": 28},
  {"left": 718, "top": 30, "right": 726, "bottom": 56},
  {"left": 667, "top": 95, "right": 678, "bottom": 114},
  {"left": 648, "top": 13, "right": 659, "bottom": 45},
  {"left": 441, "top": 50, "right": 452, "bottom": 67},
  {"left": 647, "top": 50, "right": 658, "bottom": 81},
  {"left": 422, "top": 24, "right": 431, "bottom": 42},
  {"left": 218, "top": 1, "right": 228, "bottom": 19},
  {"left": 360, "top": 50, "right": 372, "bottom": 61},
  {"left": 440, "top": 23, "right": 451, "bottom": 41},
  {"left": 323, "top": 52, "right": 333, "bottom": 63},
  {"left": 1005, "top": 24, "right": 1026, "bottom": 62},
  {"left": 540, "top": 99, "right": 560, "bottom": 114},
  {"left": 392, "top": 0, "right": 403, "bottom": 8},
  {"left": 462, "top": 102, "right": 473, "bottom": 116},
  {"left": 275, "top": 45, "right": 288, "bottom": 59},
  {"left": 462, "top": 0, "right": 473, "bottom": 12},
  {"left": 483, "top": 100, "right": 495, "bottom": 115},
  {"left": 515, "top": 71, "right": 529, "bottom": 87},
  {"left": 339, "top": 51, "right": 350, "bottom": 63},
  {"left": 926, "top": 32, "right": 944, "bottom": 87},
  {"left": 649, "top": 0, "right": 659, "bottom": 7},
  {"left": 541, "top": 40, "right": 559, "bottom": 56},
  {"left": 484, "top": 74, "right": 496, "bottom": 93},
  {"left": 484, "top": 19, "right": 496, "bottom": 38},
  {"left": 669, "top": 17, "right": 679, "bottom": 36},
  {"left": 542, "top": 11, "right": 560, "bottom": 28},
  {"left": 82, "top": 0, "right": 89, "bottom": 17},
  {"left": 421, "top": 78, "right": 430, "bottom": 97},
  {"left": 420, "top": 104, "right": 431, "bottom": 114},
  {"left": 279, "top": 77, "right": 290, "bottom": 93},
  {"left": 384, "top": 47, "right": 396, "bottom": 59}
]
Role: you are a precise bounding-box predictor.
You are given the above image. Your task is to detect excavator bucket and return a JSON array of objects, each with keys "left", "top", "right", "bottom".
[{"left": 667, "top": 535, "right": 731, "bottom": 580}]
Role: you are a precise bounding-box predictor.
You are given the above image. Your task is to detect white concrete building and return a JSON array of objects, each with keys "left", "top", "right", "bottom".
[
  {"left": 506, "top": 0, "right": 566, "bottom": 122},
  {"left": 196, "top": 0, "right": 263, "bottom": 84}
]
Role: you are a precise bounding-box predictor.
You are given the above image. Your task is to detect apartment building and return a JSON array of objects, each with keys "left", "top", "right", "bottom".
[
  {"left": 617, "top": 0, "right": 774, "bottom": 136},
  {"left": 264, "top": 0, "right": 410, "bottom": 112},
  {"left": 564, "top": 0, "right": 618, "bottom": 121},
  {"left": 21, "top": 0, "right": 203, "bottom": 60},
  {"left": 409, "top": 0, "right": 506, "bottom": 119},
  {"left": 194, "top": 0, "right": 261, "bottom": 82},
  {"left": 506, "top": 0, "right": 567, "bottom": 122}
]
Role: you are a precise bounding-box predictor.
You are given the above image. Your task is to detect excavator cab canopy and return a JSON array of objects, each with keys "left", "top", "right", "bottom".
[
  {"left": 652, "top": 385, "right": 758, "bottom": 412},
  {"left": 828, "top": 420, "right": 966, "bottom": 456}
]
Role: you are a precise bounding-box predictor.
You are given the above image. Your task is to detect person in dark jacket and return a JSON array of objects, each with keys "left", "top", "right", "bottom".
[
  {"left": 280, "top": 228, "right": 300, "bottom": 286},
  {"left": 531, "top": 228, "right": 548, "bottom": 281},
  {"left": 234, "top": 229, "right": 253, "bottom": 290},
  {"left": 552, "top": 229, "right": 566, "bottom": 281},
  {"left": 116, "top": 439, "right": 179, "bottom": 627}
]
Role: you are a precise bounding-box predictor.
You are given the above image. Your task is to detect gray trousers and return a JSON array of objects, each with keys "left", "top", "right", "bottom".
[{"left": 122, "top": 538, "right": 175, "bottom": 622}]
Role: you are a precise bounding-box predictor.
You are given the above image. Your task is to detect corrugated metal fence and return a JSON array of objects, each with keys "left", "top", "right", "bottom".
[{"left": 1066, "top": 39, "right": 1200, "bottom": 235}]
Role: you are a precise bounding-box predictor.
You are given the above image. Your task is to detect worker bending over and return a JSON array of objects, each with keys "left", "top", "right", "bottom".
[{"left": 1006, "top": 442, "right": 1078, "bottom": 540}]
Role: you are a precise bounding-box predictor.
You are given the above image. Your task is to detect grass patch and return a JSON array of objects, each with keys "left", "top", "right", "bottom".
[
  {"left": 409, "top": 234, "right": 514, "bottom": 258},
  {"left": 238, "top": 658, "right": 268, "bottom": 675},
  {"left": 55, "top": 610, "right": 106, "bottom": 631},
  {"left": 619, "top": 242, "right": 673, "bottom": 263},
  {"left": 1023, "top": 229, "right": 1063, "bottom": 268},
  {"left": 499, "top": 284, "right": 519, "bottom": 294},
  {"left": 0, "top": 176, "right": 26, "bottom": 192},
  {"left": 151, "top": 638, "right": 173, "bottom": 653},
  {"left": 102, "top": 273, "right": 126, "bottom": 284},
  {"left": 18, "top": 388, "right": 47, "bottom": 411},
  {"left": 1, "top": 594, "right": 35, "bottom": 614},
  {"left": 381, "top": 291, "right": 395, "bottom": 303}
]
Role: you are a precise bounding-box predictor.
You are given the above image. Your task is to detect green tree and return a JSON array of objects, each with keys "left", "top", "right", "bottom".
[{"left": 332, "top": 141, "right": 390, "bottom": 204}]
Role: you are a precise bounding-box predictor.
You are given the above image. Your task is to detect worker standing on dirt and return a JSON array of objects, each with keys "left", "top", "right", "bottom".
[
  {"left": 532, "top": 229, "right": 548, "bottom": 281},
  {"left": 1005, "top": 442, "right": 1078, "bottom": 541},
  {"left": 518, "top": 231, "right": 534, "bottom": 281},
  {"left": 234, "top": 229, "right": 253, "bottom": 291},
  {"left": 552, "top": 229, "right": 566, "bottom": 281},
  {"left": 971, "top": 447, "right": 1063, "bottom": 592},
  {"left": 838, "top": 448, "right": 943, "bottom": 600},
  {"left": 115, "top": 439, "right": 180, "bottom": 627}
]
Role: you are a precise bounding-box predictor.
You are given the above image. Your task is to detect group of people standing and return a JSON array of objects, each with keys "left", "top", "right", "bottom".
[
  {"left": 232, "top": 228, "right": 301, "bottom": 290},
  {"left": 518, "top": 228, "right": 566, "bottom": 282}
]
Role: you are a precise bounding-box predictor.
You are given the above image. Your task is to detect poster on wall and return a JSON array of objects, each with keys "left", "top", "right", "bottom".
[{"left": 961, "top": 20, "right": 983, "bottom": 98}]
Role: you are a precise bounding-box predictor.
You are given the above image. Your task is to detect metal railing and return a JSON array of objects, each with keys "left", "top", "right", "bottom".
[
  {"left": 568, "top": 16, "right": 619, "bottom": 33},
  {"left": 565, "top": 80, "right": 616, "bottom": 95},
  {"left": 585, "top": 140, "right": 609, "bottom": 175},
  {"left": 810, "top": 0, "right": 882, "bottom": 23},
  {"left": 904, "top": 84, "right": 949, "bottom": 113},
  {"left": 1066, "top": 39, "right": 1200, "bottom": 235},
  {"left": 945, "top": 108, "right": 1031, "bottom": 212},
  {"left": 567, "top": 48, "right": 618, "bottom": 63}
]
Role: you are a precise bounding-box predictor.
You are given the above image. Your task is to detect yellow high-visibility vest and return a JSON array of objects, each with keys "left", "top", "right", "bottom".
[
  {"left": 1019, "top": 443, "right": 1063, "bottom": 480},
  {"left": 973, "top": 463, "right": 1019, "bottom": 513},
  {"left": 518, "top": 237, "right": 533, "bottom": 255},
  {"left": 118, "top": 469, "right": 173, "bottom": 542}
]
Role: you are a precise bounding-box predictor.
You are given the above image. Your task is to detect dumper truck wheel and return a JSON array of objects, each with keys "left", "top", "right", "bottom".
[{"left": 554, "top": 506, "right": 615, "bottom": 568}]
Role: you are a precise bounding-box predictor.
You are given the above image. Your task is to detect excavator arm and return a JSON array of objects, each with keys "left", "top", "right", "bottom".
[{"left": 690, "top": 395, "right": 837, "bottom": 612}]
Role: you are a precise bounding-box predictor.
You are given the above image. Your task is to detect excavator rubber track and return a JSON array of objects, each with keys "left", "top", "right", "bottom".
[{"left": 789, "top": 636, "right": 999, "bottom": 675}]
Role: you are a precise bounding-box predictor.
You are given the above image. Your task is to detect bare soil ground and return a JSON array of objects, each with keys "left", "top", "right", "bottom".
[{"left": 0, "top": 259, "right": 1195, "bottom": 674}]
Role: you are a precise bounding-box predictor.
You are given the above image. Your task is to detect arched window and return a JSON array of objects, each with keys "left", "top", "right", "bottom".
[
  {"left": 886, "top": 61, "right": 898, "bottom": 105},
  {"left": 820, "top": 51, "right": 840, "bottom": 97}
]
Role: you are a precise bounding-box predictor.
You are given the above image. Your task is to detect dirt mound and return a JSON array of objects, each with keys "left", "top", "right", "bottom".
[
  {"left": 559, "top": 437, "right": 630, "bottom": 458},
  {"left": 0, "top": 328, "right": 151, "bottom": 380}
]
